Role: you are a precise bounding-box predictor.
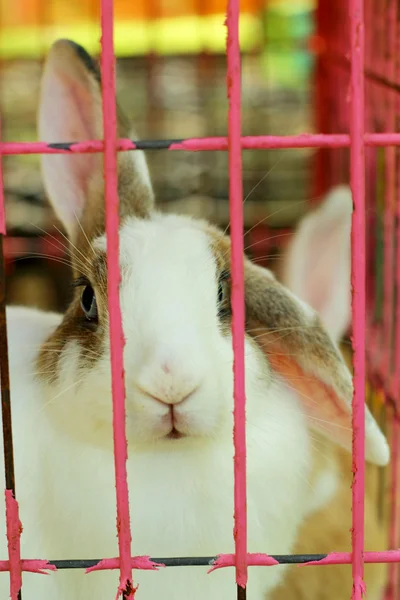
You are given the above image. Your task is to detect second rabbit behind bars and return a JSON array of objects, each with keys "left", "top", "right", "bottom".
[{"left": 0, "top": 40, "right": 389, "bottom": 600}]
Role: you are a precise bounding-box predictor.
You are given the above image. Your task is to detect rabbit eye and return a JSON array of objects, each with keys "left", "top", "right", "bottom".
[
  {"left": 218, "top": 281, "right": 227, "bottom": 304},
  {"left": 217, "top": 270, "right": 230, "bottom": 315},
  {"left": 81, "top": 285, "right": 98, "bottom": 321}
]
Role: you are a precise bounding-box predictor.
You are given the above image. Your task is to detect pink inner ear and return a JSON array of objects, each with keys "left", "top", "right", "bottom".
[
  {"left": 300, "top": 228, "right": 343, "bottom": 313},
  {"left": 51, "top": 75, "right": 100, "bottom": 188},
  {"left": 39, "top": 68, "right": 102, "bottom": 233},
  {"left": 267, "top": 349, "right": 353, "bottom": 451}
]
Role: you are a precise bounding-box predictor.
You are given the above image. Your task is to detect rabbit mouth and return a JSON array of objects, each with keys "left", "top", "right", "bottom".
[{"left": 165, "top": 427, "right": 186, "bottom": 440}]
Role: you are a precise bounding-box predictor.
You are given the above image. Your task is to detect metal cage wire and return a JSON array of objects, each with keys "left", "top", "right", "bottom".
[{"left": 1, "top": 0, "right": 400, "bottom": 599}]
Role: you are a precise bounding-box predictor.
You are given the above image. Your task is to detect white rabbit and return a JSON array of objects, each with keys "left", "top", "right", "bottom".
[{"left": 0, "top": 40, "right": 389, "bottom": 600}]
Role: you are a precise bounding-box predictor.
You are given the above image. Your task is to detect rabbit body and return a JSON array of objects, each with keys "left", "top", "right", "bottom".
[
  {"left": 2, "top": 301, "right": 314, "bottom": 600},
  {"left": 270, "top": 439, "right": 388, "bottom": 600}
]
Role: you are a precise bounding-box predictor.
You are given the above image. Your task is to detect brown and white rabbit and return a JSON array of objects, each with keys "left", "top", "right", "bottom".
[
  {"left": 0, "top": 41, "right": 389, "bottom": 600},
  {"left": 272, "top": 187, "right": 388, "bottom": 600}
]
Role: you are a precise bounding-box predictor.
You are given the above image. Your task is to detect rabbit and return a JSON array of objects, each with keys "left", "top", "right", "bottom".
[
  {"left": 0, "top": 40, "right": 390, "bottom": 600},
  {"left": 271, "top": 186, "right": 389, "bottom": 600}
]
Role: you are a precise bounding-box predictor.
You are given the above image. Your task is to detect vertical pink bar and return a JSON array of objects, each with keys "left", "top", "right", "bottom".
[
  {"left": 0, "top": 196, "right": 4, "bottom": 236},
  {"left": 100, "top": 0, "right": 134, "bottom": 597},
  {"left": 0, "top": 120, "right": 22, "bottom": 599},
  {"left": 391, "top": 13, "right": 400, "bottom": 409},
  {"left": 386, "top": 416, "right": 400, "bottom": 600},
  {"left": 226, "top": 0, "right": 247, "bottom": 591},
  {"left": 381, "top": 0, "right": 397, "bottom": 379},
  {"left": 349, "top": 1, "right": 366, "bottom": 599},
  {"left": 393, "top": 169, "right": 400, "bottom": 403},
  {"left": 0, "top": 122, "right": 5, "bottom": 235},
  {"left": 5, "top": 491, "right": 22, "bottom": 600}
]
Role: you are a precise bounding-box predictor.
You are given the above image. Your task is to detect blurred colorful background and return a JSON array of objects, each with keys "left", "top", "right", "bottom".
[
  {"left": 1, "top": 0, "right": 316, "bottom": 310},
  {"left": 1, "top": 0, "right": 314, "bottom": 63}
]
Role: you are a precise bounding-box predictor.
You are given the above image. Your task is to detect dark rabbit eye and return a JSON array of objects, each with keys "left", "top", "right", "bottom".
[
  {"left": 218, "top": 281, "right": 227, "bottom": 304},
  {"left": 217, "top": 271, "right": 230, "bottom": 315},
  {"left": 81, "top": 285, "right": 98, "bottom": 321}
]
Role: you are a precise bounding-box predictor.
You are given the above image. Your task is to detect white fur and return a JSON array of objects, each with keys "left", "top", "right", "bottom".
[
  {"left": 304, "top": 469, "right": 339, "bottom": 517},
  {"left": 0, "top": 215, "right": 318, "bottom": 599}
]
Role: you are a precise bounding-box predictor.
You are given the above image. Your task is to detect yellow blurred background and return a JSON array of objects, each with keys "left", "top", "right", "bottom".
[{"left": 0, "top": 0, "right": 315, "bottom": 58}]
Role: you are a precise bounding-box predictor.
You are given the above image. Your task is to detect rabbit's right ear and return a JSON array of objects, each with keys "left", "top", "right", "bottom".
[
  {"left": 245, "top": 261, "right": 389, "bottom": 467},
  {"left": 281, "top": 185, "right": 353, "bottom": 343},
  {"left": 38, "top": 39, "right": 154, "bottom": 242}
]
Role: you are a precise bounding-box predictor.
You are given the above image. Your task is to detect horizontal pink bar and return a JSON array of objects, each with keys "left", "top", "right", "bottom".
[
  {"left": 86, "top": 557, "right": 164, "bottom": 574},
  {"left": 4, "top": 133, "right": 400, "bottom": 156},
  {"left": 1, "top": 552, "right": 400, "bottom": 575},
  {"left": 210, "top": 551, "right": 400, "bottom": 569},
  {"left": 170, "top": 134, "right": 351, "bottom": 150},
  {"left": 0, "top": 140, "right": 136, "bottom": 155},
  {"left": 208, "top": 554, "right": 279, "bottom": 573},
  {"left": 304, "top": 551, "right": 400, "bottom": 566},
  {"left": 0, "top": 560, "right": 56, "bottom": 574}
]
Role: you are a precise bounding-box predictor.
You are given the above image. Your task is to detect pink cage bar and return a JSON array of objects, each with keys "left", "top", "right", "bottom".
[{"left": 1, "top": 0, "right": 400, "bottom": 599}]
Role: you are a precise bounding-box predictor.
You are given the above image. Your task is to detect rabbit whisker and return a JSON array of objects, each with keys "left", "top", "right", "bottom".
[{"left": 38, "top": 378, "right": 85, "bottom": 413}]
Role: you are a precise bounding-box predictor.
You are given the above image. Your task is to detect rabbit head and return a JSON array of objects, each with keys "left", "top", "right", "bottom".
[{"left": 37, "top": 40, "right": 388, "bottom": 468}]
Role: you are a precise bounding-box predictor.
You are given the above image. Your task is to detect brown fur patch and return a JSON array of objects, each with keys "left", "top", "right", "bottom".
[
  {"left": 37, "top": 249, "right": 109, "bottom": 382},
  {"left": 245, "top": 264, "right": 347, "bottom": 375},
  {"left": 73, "top": 155, "right": 154, "bottom": 261},
  {"left": 207, "top": 227, "right": 352, "bottom": 406}
]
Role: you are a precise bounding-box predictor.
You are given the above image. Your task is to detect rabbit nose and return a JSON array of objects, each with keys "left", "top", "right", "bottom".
[{"left": 134, "top": 354, "right": 201, "bottom": 406}]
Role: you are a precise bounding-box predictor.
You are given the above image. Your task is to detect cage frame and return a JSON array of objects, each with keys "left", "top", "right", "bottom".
[{"left": 1, "top": 0, "right": 400, "bottom": 599}]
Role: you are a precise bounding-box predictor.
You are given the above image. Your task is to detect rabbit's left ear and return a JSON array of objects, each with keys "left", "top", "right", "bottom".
[
  {"left": 245, "top": 261, "right": 389, "bottom": 467},
  {"left": 38, "top": 39, "right": 154, "bottom": 244}
]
